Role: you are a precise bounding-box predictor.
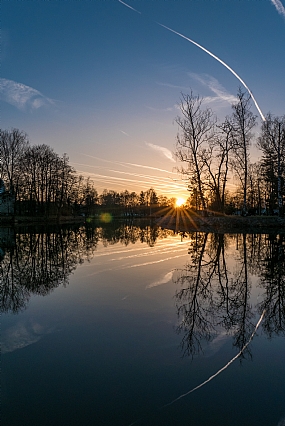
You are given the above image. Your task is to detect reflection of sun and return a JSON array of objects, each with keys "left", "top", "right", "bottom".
[{"left": 175, "top": 197, "right": 186, "bottom": 208}]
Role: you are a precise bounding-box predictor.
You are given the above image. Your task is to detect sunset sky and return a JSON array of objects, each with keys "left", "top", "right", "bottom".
[{"left": 1, "top": 0, "right": 285, "bottom": 199}]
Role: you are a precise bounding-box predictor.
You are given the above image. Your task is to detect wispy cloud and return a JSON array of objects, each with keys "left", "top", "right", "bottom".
[
  {"left": 189, "top": 73, "right": 236, "bottom": 105},
  {"left": 156, "top": 82, "right": 189, "bottom": 91},
  {"left": 120, "top": 130, "right": 130, "bottom": 136},
  {"left": 270, "top": 0, "right": 285, "bottom": 19},
  {"left": 0, "top": 78, "right": 54, "bottom": 111},
  {"left": 145, "top": 142, "right": 175, "bottom": 162},
  {"left": 146, "top": 105, "right": 175, "bottom": 112},
  {"left": 118, "top": 0, "right": 141, "bottom": 14}
]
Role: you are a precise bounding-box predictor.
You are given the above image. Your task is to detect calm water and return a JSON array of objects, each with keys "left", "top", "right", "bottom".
[{"left": 1, "top": 222, "right": 285, "bottom": 426}]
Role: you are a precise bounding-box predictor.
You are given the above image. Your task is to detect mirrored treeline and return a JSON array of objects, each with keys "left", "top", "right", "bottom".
[{"left": 1, "top": 224, "right": 285, "bottom": 354}]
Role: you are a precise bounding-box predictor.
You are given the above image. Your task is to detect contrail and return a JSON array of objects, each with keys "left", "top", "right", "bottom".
[
  {"left": 270, "top": 0, "right": 285, "bottom": 19},
  {"left": 82, "top": 154, "right": 177, "bottom": 174},
  {"left": 162, "top": 309, "right": 266, "bottom": 407},
  {"left": 118, "top": 0, "right": 141, "bottom": 14},
  {"left": 117, "top": 0, "right": 266, "bottom": 121},
  {"left": 157, "top": 23, "right": 266, "bottom": 122}
]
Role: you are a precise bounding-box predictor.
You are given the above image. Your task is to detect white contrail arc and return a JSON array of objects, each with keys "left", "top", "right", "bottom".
[
  {"left": 158, "top": 23, "right": 266, "bottom": 122},
  {"left": 163, "top": 309, "right": 266, "bottom": 407},
  {"left": 117, "top": 2, "right": 265, "bottom": 120},
  {"left": 270, "top": 0, "right": 285, "bottom": 19}
]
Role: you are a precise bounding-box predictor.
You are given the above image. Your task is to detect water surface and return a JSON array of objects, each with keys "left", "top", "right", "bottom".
[{"left": 1, "top": 223, "right": 285, "bottom": 425}]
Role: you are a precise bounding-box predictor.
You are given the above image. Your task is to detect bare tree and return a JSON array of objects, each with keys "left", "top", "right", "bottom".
[
  {"left": 257, "top": 113, "right": 285, "bottom": 217},
  {"left": 229, "top": 88, "right": 257, "bottom": 215},
  {"left": 201, "top": 119, "right": 233, "bottom": 213},
  {"left": 175, "top": 91, "right": 216, "bottom": 214},
  {"left": 0, "top": 128, "right": 29, "bottom": 199}
]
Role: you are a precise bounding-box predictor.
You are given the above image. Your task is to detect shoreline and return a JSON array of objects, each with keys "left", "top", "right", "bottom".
[{"left": 156, "top": 215, "right": 285, "bottom": 234}]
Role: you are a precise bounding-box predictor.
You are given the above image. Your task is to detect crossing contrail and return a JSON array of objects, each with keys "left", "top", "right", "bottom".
[
  {"left": 118, "top": 0, "right": 141, "bottom": 14},
  {"left": 157, "top": 23, "right": 266, "bottom": 121}
]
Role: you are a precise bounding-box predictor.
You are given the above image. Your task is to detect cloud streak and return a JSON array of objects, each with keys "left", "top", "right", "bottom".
[
  {"left": 145, "top": 142, "right": 175, "bottom": 162},
  {"left": 0, "top": 78, "right": 54, "bottom": 111},
  {"left": 82, "top": 154, "right": 177, "bottom": 174},
  {"left": 270, "top": 0, "right": 285, "bottom": 19},
  {"left": 189, "top": 73, "right": 237, "bottom": 105}
]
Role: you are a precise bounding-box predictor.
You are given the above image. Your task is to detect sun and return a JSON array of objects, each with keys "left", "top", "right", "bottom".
[{"left": 175, "top": 197, "right": 186, "bottom": 208}]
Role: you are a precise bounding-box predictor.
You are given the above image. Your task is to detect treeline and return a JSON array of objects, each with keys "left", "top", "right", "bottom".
[
  {"left": 0, "top": 129, "right": 175, "bottom": 218},
  {"left": 176, "top": 88, "right": 285, "bottom": 216}
]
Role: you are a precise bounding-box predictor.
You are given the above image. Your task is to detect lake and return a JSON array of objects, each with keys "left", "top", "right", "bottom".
[{"left": 1, "top": 222, "right": 285, "bottom": 426}]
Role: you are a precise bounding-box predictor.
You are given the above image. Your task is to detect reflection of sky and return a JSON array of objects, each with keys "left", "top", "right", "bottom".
[
  {"left": 2, "top": 230, "right": 285, "bottom": 425},
  {"left": 1, "top": 1, "right": 285, "bottom": 197}
]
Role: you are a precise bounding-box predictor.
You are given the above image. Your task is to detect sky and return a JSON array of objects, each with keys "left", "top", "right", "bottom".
[{"left": 1, "top": 0, "right": 285, "bottom": 200}]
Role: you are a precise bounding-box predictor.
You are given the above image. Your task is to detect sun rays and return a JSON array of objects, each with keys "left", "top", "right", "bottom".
[{"left": 156, "top": 203, "right": 201, "bottom": 233}]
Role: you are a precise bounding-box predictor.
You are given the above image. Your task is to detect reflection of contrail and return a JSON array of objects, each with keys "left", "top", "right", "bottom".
[
  {"left": 87, "top": 253, "right": 188, "bottom": 277},
  {"left": 158, "top": 23, "right": 266, "bottom": 122},
  {"left": 163, "top": 309, "right": 266, "bottom": 407}
]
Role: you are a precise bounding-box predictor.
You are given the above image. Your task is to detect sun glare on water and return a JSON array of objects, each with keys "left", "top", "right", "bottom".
[{"left": 175, "top": 197, "right": 186, "bottom": 208}]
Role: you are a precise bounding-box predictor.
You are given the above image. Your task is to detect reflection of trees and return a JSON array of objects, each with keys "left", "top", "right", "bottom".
[
  {"left": 0, "top": 222, "right": 175, "bottom": 314},
  {"left": 176, "top": 233, "right": 214, "bottom": 357},
  {"left": 99, "top": 223, "right": 173, "bottom": 248},
  {"left": 226, "top": 234, "right": 254, "bottom": 357},
  {"left": 175, "top": 232, "right": 285, "bottom": 359},
  {"left": 258, "top": 235, "right": 285, "bottom": 337},
  {"left": 0, "top": 226, "right": 99, "bottom": 314}
]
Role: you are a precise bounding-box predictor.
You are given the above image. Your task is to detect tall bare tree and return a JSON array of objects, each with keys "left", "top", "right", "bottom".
[
  {"left": 229, "top": 88, "right": 257, "bottom": 215},
  {"left": 201, "top": 119, "right": 233, "bottom": 213},
  {"left": 0, "top": 128, "right": 29, "bottom": 199},
  {"left": 257, "top": 113, "right": 285, "bottom": 217},
  {"left": 175, "top": 91, "right": 216, "bottom": 214}
]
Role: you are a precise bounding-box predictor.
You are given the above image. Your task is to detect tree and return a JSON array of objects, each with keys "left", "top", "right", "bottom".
[
  {"left": 175, "top": 91, "right": 216, "bottom": 214},
  {"left": 229, "top": 88, "right": 257, "bottom": 215},
  {"left": 0, "top": 128, "right": 29, "bottom": 199},
  {"left": 257, "top": 113, "right": 285, "bottom": 217},
  {"left": 201, "top": 119, "right": 233, "bottom": 213}
]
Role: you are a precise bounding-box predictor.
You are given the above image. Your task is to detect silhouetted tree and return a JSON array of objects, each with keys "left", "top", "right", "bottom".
[
  {"left": 229, "top": 88, "right": 257, "bottom": 215},
  {"left": 175, "top": 91, "right": 216, "bottom": 214},
  {"left": 258, "top": 114, "right": 285, "bottom": 217}
]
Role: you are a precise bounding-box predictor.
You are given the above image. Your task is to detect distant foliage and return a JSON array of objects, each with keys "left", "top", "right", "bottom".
[{"left": 0, "top": 130, "right": 174, "bottom": 218}]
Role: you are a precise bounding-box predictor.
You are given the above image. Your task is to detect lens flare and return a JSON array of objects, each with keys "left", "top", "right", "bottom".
[{"left": 100, "top": 212, "right": 112, "bottom": 223}]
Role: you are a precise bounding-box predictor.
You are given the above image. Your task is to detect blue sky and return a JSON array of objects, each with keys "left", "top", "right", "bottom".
[{"left": 1, "top": 0, "right": 285, "bottom": 198}]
